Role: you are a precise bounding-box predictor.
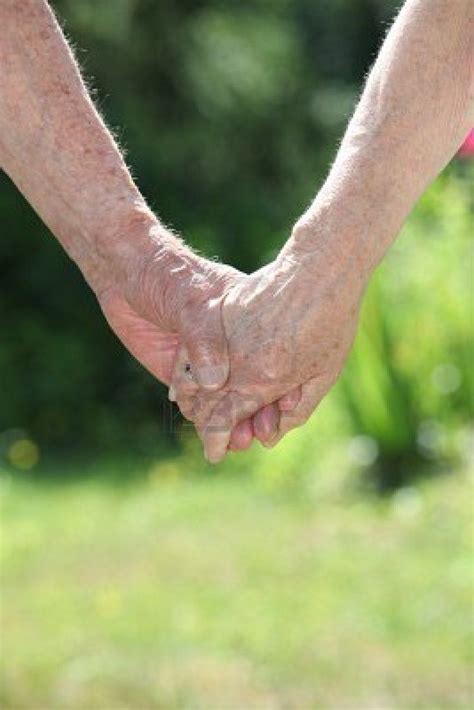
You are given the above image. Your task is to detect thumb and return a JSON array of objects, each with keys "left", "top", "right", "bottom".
[{"left": 184, "top": 298, "right": 230, "bottom": 391}]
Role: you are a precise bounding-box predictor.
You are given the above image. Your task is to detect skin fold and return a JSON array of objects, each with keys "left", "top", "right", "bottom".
[{"left": 172, "top": 0, "right": 474, "bottom": 463}]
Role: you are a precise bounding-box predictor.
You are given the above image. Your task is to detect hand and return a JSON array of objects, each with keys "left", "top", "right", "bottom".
[
  {"left": 95, "top": 224, "right": 237, "bottom": 390},
  {"left": 90, "top": 211, "right": 296, "bottom": 449},
  {"left": 171, "top": 225, "right": 367, "bottom": 462}
]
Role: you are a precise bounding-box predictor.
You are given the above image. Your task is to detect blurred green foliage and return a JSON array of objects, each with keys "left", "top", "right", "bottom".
[
  {"left": 341, "top": 172, "right": 473, "bottom": 487},
  {"left": 1, "top": 463, "right": 472, "bottom": 707},
  {"left": 0, "top": 0, "right": 472, "bottom": 484}
]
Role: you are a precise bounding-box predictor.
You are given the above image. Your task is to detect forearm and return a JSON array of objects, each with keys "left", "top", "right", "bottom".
[
  {"left": 0, "top": 0, "right": 184, "bottom": 291},
  {"left": 288, "top": 0, "right": 473, "bottom": 277}
]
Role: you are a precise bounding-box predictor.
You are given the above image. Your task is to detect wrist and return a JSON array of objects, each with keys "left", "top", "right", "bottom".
[
  {"left": 78, "top": 203, "right": 199, "bottom": 304},
  {"left": 282, "top": 199, "right": 381, "bottom": 290},
  {"left": 87, "top": 204, "right": 235, "bottom": 333}
]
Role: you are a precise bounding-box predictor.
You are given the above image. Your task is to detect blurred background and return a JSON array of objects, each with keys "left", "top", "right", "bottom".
[{"left": 1, "top": 0, "right": 473, "bottom": 707}]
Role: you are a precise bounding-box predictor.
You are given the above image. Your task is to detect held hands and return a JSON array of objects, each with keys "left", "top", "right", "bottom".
[
  {"left": 92, "top": 210, "right": 366, "bottom": 461},
  {"left": 170, "top": 225, "right": 367, "bottom": 463},
  {"left": 92, "top": 212, "right": 298, "bottom": 452}
]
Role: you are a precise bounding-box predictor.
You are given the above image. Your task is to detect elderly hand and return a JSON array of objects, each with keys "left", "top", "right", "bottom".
[
  {"left": 94, "top": 212, "right": 299, "bottom": 448},
  {"left": 170, "top": 221, "right": 368, "bottom": 462}
]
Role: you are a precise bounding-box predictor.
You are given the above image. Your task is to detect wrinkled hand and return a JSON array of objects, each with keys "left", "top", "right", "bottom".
[
  {"left": 92, "top": 215, "right": 297, "bottom": 448},
  {"left": 97, "top": 241, "right": 236, "bottom": 390},
  {"left": 171, "top": 232, "right": 366, "bottom": 462}
]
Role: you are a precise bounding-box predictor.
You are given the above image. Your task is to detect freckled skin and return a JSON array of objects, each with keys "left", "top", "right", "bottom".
[{"left": 173, "top": 0, "right": 474, "bottom": 462}]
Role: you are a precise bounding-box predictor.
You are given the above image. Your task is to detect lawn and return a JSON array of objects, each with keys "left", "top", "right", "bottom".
[{"left": 1, "top": 459, "right": 472, "bottom": 709}]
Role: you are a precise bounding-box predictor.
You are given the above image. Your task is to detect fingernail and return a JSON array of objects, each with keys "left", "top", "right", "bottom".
[
  {"left": 204, "top": 446, "right": 223, "bottom": 465},
  {"left": 197, "top": 365, "right": 227, "bottom": 389},
  {"left": 168, "top": 386, "right": 176, "bottom": 402},
  {"left": 205, "top": 451, "right": 216, "bottom": 464},
  {"left": 262, "top": 434, "right": 280, "bottom": 449}
]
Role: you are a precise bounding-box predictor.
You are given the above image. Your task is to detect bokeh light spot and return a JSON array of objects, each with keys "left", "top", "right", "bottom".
[
  {"left": 417, "top": 420, "right": 444, "bottom": 460},
  {"left": 7, "top": 439, "right": 40, "bottom": 471},
  {"left": 431, "top": 363, "right": 461, "bottom": 395},
  {"left": 392, "top": 486, "right": 423, "bottom": 519},
  {"left": 348, "top": 435, "right": 379, "bottom": 467}
]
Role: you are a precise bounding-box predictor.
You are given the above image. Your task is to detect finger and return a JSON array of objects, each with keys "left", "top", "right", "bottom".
[
  {"left": 267, "top": 377, "right": 328, "bottom": 449},
  {"left": 229, "top": 419, "right": 254, "bottom": 452},
  {"left": 176, "top": 385, "right": 227, "bottom": 433},
  {"left": 174, "top": 394, "right": 200, "bottom": 423},
  {"left": 202, "top": 391, "right": 264, "bottom": 464},
  {"left": 169, "top": 345, "right": 200, "bottom": 402},
  {"left": 171, "top": 347, "right": 222, "bottom": 426},
  {"left": 278, "top": 386, "right": 302, "bottom": 412},
  {"left": 253, "top": 404, "right": 280, "bottom": 447},
  {"left": 184, "top": 297, "right": 230, "bottom": 391}
]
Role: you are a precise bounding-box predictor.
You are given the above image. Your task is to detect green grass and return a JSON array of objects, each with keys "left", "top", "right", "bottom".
[{"left": 1, "top": 461, "right": 473, "bottom": 709}]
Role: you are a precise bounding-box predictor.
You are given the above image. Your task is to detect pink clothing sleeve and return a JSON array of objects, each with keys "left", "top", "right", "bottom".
[{"left": 458, "top": 128, "right": 474, "bottom": 157}]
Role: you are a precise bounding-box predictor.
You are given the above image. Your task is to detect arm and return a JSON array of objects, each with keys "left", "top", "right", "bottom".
[
  {"left": 0, "top": 0, "right": 291, "bottom": 451},
  {"left": 273, "top": 0, "right": 474, "bottom": 448},
  {"left": 0, "top": 0, "right": 152, "bottom": 290},
  {"left": 0, "top": 0, "right": 238, "bottom": 395},
  {"left": 289, "top": 0, "right": 473, "bottom": 272},
  {"left": 174, "top": 0, "right": 473, "bottom": 462}
]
